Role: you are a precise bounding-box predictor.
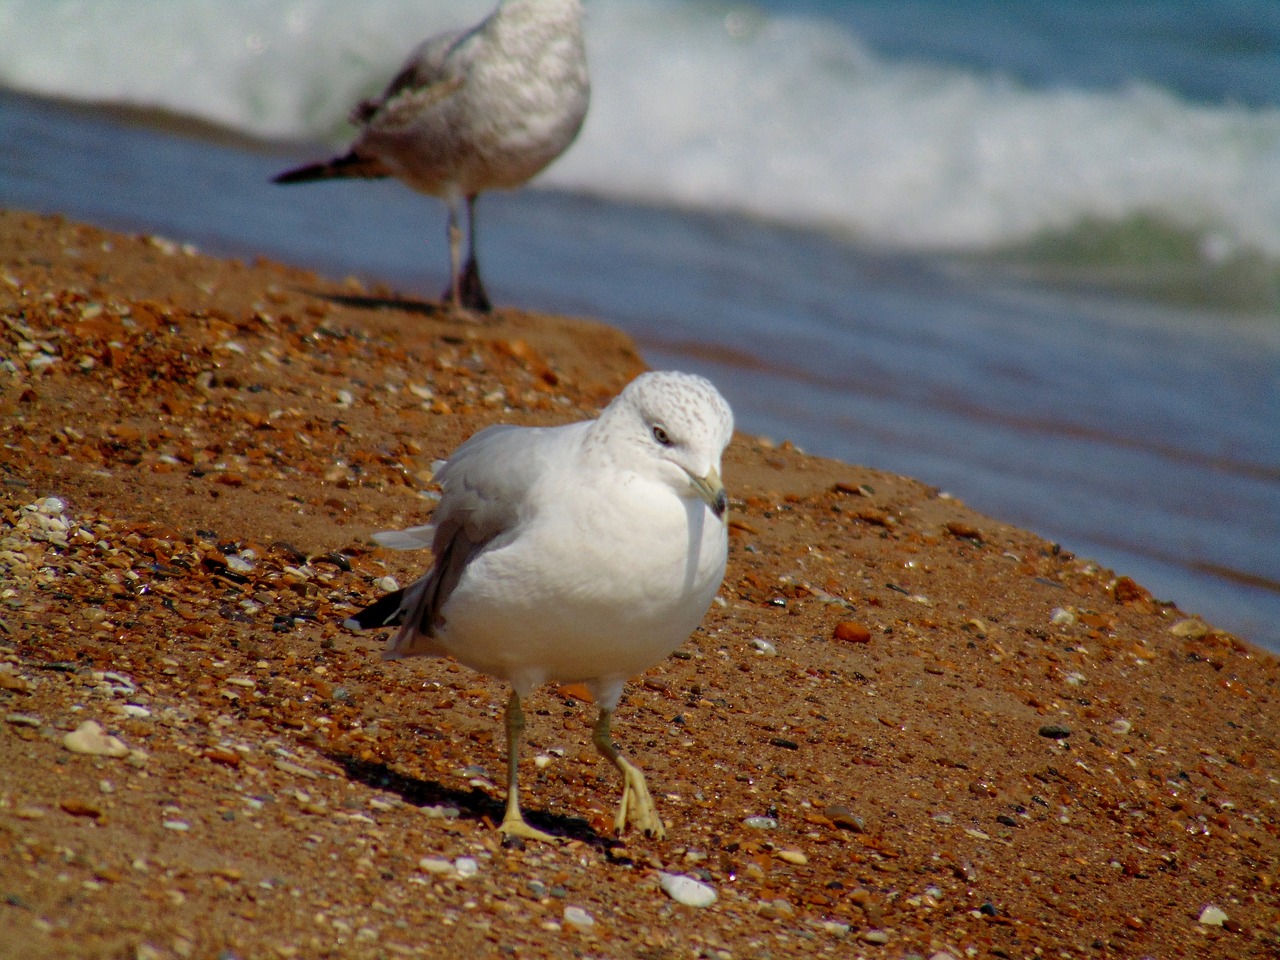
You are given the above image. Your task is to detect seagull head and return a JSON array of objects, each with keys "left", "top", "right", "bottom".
[{"left": 601, "top": 371, "right": 734, "bottom": 518}]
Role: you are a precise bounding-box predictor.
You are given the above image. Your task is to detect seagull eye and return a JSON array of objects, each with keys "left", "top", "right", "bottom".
[{"left": 651, "top": 425, "right": 672, "bottom": 446}]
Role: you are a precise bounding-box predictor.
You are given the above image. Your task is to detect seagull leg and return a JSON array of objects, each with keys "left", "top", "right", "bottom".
[
  {"left": 498, "top": 691, "right": 557, "bottom": 843},
  {"left": 442, "top": 195, "right": 464, "bottom": 310},
  {"left": 592, "top": 706, "right": 665, "bottom": 839},
  {"left": 458, "top": 195, "right": 493, "bottom": 313}
]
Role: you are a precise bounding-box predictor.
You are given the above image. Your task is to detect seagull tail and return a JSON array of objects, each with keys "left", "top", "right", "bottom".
[
  {"left": 343, "top": 588, "right": 406, "bottom": 632},
  {"left": 344, "top": 576, "right": 444, "bottom": 661},
  {"left": 273, "top": 151, "right": 389, "bottom": 185}
]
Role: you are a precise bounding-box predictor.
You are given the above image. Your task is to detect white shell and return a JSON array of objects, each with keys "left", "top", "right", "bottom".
[{"left": 658, "top": 872, "right": 717, "bottom": 908}]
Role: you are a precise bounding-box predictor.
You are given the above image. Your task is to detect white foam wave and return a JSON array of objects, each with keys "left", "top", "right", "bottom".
[{"left": 3, "top": 0, "right": 1279, "bottom": 257}]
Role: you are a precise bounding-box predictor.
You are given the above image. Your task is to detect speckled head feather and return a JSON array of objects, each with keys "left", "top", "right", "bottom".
[
  {"left": 598, "top": 370, "right": 732, "bottom": 450},
  {"left": 587, "top": 371, "right": 734, "bottom": 508},
  {"left": 618, "top": 371, "right": 734, "bottom": 450}
]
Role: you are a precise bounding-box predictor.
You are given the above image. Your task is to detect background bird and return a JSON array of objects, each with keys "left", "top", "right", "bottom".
[
  {"left": 274, "top": 0, "right": 589, "bottom": 313},
  {"left": 345, "top": 371, "right": 734, "bottom": 842}
]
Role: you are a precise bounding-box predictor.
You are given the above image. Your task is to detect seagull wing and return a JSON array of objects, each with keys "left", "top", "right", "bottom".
[
  {"left": 352, "top": 22, "right": 480, "bottom": 129},
  {"left": 377, "top": 421, "right": 586, "bottom": 658}
]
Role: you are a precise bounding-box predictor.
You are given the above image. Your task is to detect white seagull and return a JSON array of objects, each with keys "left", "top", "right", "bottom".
[
  {"left": 274, "top": 0, "right": 589, "bottom": 313},
  {"left": 345, "top": 371, "right": 734, "bottom": 842}
]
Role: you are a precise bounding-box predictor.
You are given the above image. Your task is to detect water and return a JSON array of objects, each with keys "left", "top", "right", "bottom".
[{"left": 0, "top": 0, "right": 1277, "bottom": 650}]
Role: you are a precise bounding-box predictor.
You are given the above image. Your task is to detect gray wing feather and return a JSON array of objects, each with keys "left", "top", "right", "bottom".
[
  {"left": 353, "top": 21, "right": 480, "bottom": 127},
  {"left": 381, "top": 421, "right": 585, "bottom": 658}
]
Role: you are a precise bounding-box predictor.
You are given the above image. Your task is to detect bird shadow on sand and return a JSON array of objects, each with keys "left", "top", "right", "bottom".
[
  {"left": 300, "top": 288, "right": 497, "bottom": 328},
  {"left": 303, "top": 289, "right": 449, "bottom": 318},
  {"left": 326, "top": 751, "right": 631, "bottom": 856}
]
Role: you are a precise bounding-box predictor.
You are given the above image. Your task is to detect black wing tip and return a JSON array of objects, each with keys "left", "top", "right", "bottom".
[
  {"left": 272, "top": 160, "right": 331, "bottom": 185},
  {"left": 345, "top": 588, "right": 406, "bottom": 630},
  {"left": 272, "top": 152, "right": 387, "bottom": 185}
]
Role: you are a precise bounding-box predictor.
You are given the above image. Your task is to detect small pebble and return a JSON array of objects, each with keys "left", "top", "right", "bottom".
[
  {"left": 658, "top": 873, "right": 717, "bottom": 908},
  {"left": 757, "top": 898, "right": 794, "bottom": 919},
  {"left": 454, "top": 857, "right": 478, "bottom": 879},
  {"left": 824, "top": 804, "right": 865, "bottom": 832},
  {"left": 750, "top": 638, "right": 777, "bottom": 656},
  {"left": 1170, "top": 617, "right": 1210, "bottom": 639},
  {"left": 420, "top": 804, "right": 460, "bottom": 820},
  {"left": 563, "top": 906, "right": 594, "bottom": 928},
  {"left": 1198, "top": 905, "right": 1228, "bottom": 927},
  {"left": 60, "top": 798, "right": 103, "bottom": 818},
  {"left": 226, "top": 555, "right": 254, "bottom": 574},
  {"left": 1038, "top": 724, "right": 1071, "bottom": 740},
  {"left": 162, "top": 820, "right": 191, "bottom": 831},
  {"left": 63, "top": 720, "right": 130, "bottom": 758},
  {"left": 417, "top": 858, "right": 452, "bottom": 875},
  {"left": 862, "top": 930, "right": 890, "bottom": 945},
  {"left": 833, "top": 621, "right": 872, "bottom": 644},
  {"left": 373, "top": 576, "right": 399, "bottom": 592},
  {"left": 775, "top": 849, "right": 808, "bottom": 866},
  {"left": 36, "top": 496, "right": 67, "bottom": 516},
  {"left": 944, "top": 520, "right": 981, "bottom": 539},
  {"left": 0, "top": 673, "right": 29, "bottom": 693},
  {"left": 743, "top": 816, "right": 778, "bottom": 830}
]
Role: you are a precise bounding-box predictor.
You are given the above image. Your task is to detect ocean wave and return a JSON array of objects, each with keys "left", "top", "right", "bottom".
[{"left": 3, "top": 0, "right": 1279, "bottom": 266}]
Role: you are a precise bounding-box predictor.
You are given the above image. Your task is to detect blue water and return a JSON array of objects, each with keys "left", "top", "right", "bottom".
[
  {"left": 0, "top": 0, "right": 1277, "bottom": 651},
  {"left": 779, "top": 0, "right": 1280, "bottom": 108}
]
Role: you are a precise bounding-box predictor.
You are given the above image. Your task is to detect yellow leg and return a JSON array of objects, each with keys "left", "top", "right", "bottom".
[
  {"left": 592, "top": 707, "right": 665, "bottom": 839},
  {"left": 498, "top": 691, "right": 557, "bottom": 843}
]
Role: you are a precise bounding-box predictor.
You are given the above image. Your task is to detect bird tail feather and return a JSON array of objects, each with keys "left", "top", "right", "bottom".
[
  {"left": 273, "top": 151, "right": 388, "bottom": 184},
  {"left": 343, "top": 588, "right": 407, "bottom": 631},
  {"left": 343, "top": 575, "right": 445, "bottom": 662}
]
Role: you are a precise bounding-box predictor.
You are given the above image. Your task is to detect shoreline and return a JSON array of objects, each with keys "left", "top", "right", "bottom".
[
  {"left": 3, "top": 210, "right": 1278, "bottom": 958},
  {"left": 7, "top": 81, "right": 1278, "bottom": 650}
]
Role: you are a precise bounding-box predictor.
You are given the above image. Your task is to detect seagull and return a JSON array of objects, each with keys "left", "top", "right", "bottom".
[
  {"left": 345, "top": 371, "right": 734, "bottom": 842},
  {"left": 274, "top": 0, "right": 589, "bottom": 313}
]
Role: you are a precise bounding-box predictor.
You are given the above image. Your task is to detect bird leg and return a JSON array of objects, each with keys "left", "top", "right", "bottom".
[
  {"left": 458, "top": 195, "right": 493, "bottom": 313},
  {"left": 498, "top": 691, "right": 557, "bottom": 843},
  {"left": 443, "top": 197, "right": 464, "bottom": 311},
  {"left": 592, "top": 706, "right": 666, "bottom": 839}
]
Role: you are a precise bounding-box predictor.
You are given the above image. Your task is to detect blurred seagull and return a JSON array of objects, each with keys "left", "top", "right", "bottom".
[
  {"left": 274, "top": 0, "right": 589, "bottom": 313},
  {"left": 345, "top": 371, "right": 734, "bottom": 842}
]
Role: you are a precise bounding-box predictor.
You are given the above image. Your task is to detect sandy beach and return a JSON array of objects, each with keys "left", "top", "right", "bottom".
[{"left": 2, "top": 210, "right": 1278, "bottom": 958}]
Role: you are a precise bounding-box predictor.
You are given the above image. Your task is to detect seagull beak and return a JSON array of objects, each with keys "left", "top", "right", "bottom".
[{"left": 688, "top": 466, "right": 727, "bottom": 519}]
